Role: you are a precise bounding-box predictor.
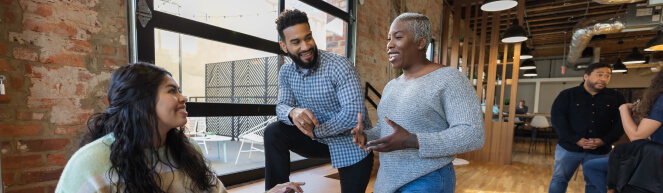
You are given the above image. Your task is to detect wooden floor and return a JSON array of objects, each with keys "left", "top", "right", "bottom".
[{"left": 228, "top": 141, "right": 589, "bottom": 193}]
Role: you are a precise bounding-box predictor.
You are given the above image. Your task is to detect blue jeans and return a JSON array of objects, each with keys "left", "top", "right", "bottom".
[
  {"left": 396, "top": 163, "right": 455, "bottom": 193},
  {"left": 583, "top": 157, "right": 609, "bottom": 193},
  {"left": 549, "top": 144, "right": 609, "bottom": 193}
]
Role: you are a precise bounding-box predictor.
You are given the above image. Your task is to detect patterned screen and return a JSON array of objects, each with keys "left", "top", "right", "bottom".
[{"left": 205, "top": 56, "right": 291, "bottom": 139}]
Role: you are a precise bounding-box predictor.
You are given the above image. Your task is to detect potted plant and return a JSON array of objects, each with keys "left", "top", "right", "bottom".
[{"left": 504, "top": 98, "right": 510, "bottom": 105}]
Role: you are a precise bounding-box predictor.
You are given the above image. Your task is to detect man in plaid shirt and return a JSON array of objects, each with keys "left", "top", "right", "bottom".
[{"left": 263, "top": 9, "right": 373, "bottom": 193}]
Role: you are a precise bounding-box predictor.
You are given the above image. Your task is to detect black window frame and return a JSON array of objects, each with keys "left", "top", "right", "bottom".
[{"left": 126, "top": 0, "right": 356, "bottom": 187}]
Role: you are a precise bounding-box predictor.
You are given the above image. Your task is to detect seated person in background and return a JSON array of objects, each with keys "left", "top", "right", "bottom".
[
  {"left": 55, "top": 63, "right": 304, "bottom": 193},
  {"left": 584, "top": 70, "right": 663, "bottom": 193},
  {"left": 515, "top": 100, "right": 528, "bottom": 114},
  {"left": 352, "top": 13, "right": 485, "bottom": 193}
]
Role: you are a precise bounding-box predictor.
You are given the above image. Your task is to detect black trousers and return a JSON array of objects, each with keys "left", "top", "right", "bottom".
[{"left": 264, "top": 121, "right": 374, "bottom": 193}]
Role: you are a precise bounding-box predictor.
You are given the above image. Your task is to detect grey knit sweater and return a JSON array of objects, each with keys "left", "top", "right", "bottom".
[{"left": 366, "top": 67, "right": 485, "bottom": 193}]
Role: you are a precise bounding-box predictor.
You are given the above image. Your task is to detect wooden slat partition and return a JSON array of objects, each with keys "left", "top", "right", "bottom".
[
  {"left": 449, "top": 2, "right": 462, "bottom": 68},
  {"left": 441, "top": 6, "right": 451, "bottom": 66},
  {"left": 454, "top": 0, "right": 524, "bottom": 165},
  {"left": 469, "top": 4, "right": 479, "bottom": 88},
  {"left": 461, "top": 4, "right": 472, "bottom": 75}
]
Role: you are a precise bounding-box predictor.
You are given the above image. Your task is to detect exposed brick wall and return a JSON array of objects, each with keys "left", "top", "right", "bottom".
[
  {"left": 0, "top": 0, "right": 126, "bottom": 192},
  {"left": 356, "top": 0, "right": 444, "bottom": 125}
]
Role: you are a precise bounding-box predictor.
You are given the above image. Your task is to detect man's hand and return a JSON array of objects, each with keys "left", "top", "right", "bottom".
[
  {"left": 267, "top": 182, "right": 305, "bottom": 193},
  {"left": 289, "top": 108, "right": 319, "bottom": 138},
  {"left": 577, "top": 138, "right": 591, "bottom": 149},
  {"left": 366, "top": 117, "right": 418, "bottom": 152},
  {"left": 585, "top": 138, "right": 605, "bottom": 150},
  {"left": 350, "top": 113, "right": 367, "bottom": 151}
]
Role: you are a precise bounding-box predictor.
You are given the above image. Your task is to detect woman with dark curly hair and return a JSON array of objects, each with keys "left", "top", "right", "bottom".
[
  {"left": 55, "top": 62, "right": 304, "bottom": 193},
  {"left": 583, "top": 70, "right": 663, "bottom": 193}
]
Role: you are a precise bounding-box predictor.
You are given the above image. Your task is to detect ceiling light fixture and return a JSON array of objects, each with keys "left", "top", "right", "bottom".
[
  {"left": 623, "top": 47, "right": 646, "bottom": 64},
  {"left": 612, "top": 58, "right": 627, "bottom": 73},
  {"left": 481, "top": 0, "right": 518, "bottom": 12},
  {"left": 646, "top": 29, "right": 663, "bottom": 51},
  {"left": 502, "top": 19, "right": 528, "bottom": 43},
  {"left": 519, "top": 59, "right": 536, "bottom": 69}
]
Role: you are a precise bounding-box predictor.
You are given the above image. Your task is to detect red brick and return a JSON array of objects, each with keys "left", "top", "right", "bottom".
[
  {"left": 0, "top": 95, "right": 10, "bottom": 104},
  {"left": 20, "top": 138, "right": 70, "bottom": 152},
  {"left": 68, "top": 40, "right": 92, "bottom": 53},
  {"left": 102, "top": 97, "right": 109, "bottom": 106},
  {"left": 0, "top": 58, "right": 16, "bottom": 71},
  {"left": 11, "top": 76, "right": 22, "bottom": 89},
  {"left": 118, "top": 46, "right": 127, "bottom": 59},
  {"left": 42, "top": 53, "right": 85, "bottom": 67},
  {"left": 2, "top": 141, "right": 11, "bottom": 154},
  {"left": 103, "top": 58, "right": 119, "bottom": 70},
  {"left": 19, "top": 168, "right": 63, "bottom": 184},
  {"left": 6, "top": 186, "right": 45, "bottom": 193},
  {"left": 3, "top": 172, "right": 15, "bottom": 186},
  {"left": 34, "top": 3, "right": 53, "bottom": 17},
  {"left": 2, "top": 155, "right": 43, "bottom": 169},
  {"left": 0, "top": 42, "right": 6, "bottom": 55},
  {"left": 0, "top": 123, "right": 42, "bottom": 137},
  {"left": 13, "top": 47, "right": 38, "bottom": 62},
  {"left": 16, "top": 111, "right": 31, "bottom": 120},
  {"left": 102, "top": 46, "right": 114, "bottom": 55},
  {"left": 54, "top": 126, "right": 79, "bottom": 135},
  {"left": 47, "top": 152, "right": 65, "bottom": 166},
  {"left": 5, "top": 8, "right": 15, "bottom": 24}
]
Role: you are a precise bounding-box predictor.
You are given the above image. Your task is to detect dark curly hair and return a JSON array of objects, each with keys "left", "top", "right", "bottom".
[
  {"left": 276, "top": 9, "right": 309, "bottom": 42},
  {"left": 637, "top": 70, "right": 663, "bottom": 117},
  {"left": 80, "top": 62, "right": 216, "bottom": 193}
]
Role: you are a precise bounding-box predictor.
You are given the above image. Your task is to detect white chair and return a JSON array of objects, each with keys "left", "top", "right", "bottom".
[
  {"left": 529, "top": 115, "right": 554, "bottom": 155},
  {"left": 186, "top": 119, "right": 209, "bottom": 155},
  {"left": 235, "top": 117, "right": 277, "bottom": 164}
]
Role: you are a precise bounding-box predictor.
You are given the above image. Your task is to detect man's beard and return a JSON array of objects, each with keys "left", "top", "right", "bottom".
[
  {"left": 586, "top": 80, "right": 605, "bottom": 91},
  {"left": 286, "top": 47, "right": 319, "bottom": 69}
]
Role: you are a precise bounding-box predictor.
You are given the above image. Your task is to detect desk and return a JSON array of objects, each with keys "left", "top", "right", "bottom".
[{"left": 191, "top": 135, "right": 232, "bottom": 162}]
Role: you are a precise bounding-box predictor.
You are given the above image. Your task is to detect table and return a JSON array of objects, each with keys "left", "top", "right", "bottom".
[{"left": 191, "top": 135, "right": 232, "bottom": 162}]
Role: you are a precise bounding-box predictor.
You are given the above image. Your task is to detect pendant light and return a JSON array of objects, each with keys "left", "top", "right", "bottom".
[
  {"left": 623, "top": 47, "right": 646, "bottom": 64},
  {"left": 502, "top": 19, "right": 528, "bottom": 43},
  {"left": 518, "top": 42, "right": 533, "bottom": 59},
  {"left": 646, "top": 29, "right": 663, "bottom": 51},
  {"left": 481, "top": 0, "right": 518, "bottom": 12},
  {"left": 523, "top": 69, "right": 537, "bottom": 77},
  {"left": 612, "top": 58, "right": 627, "bottom": 73},
  {"left": 519, "top": 59, "right": 536, "bottom": 69}
]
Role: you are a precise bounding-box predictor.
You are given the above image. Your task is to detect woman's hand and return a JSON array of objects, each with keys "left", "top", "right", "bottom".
[
  {"left": 366, "top": 117, "right": 418, "bottom": 152},
  {"left": 350, "top": 113, "right": 368, "bottom": 151},
  {"left": 619, "top": 103, "right": 635, "bottom": 113},
  {"left": 267, "top": 182, "right": 305, "bottom": 193}
]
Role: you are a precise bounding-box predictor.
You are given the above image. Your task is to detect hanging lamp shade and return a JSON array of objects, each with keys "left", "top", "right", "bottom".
[
  {"left": 502, "top": 19, "right": 528, "bottom": 43},
  {"left": 519, "top": 59, "right": 536, "bottom": 69},
  {"left": 646, "top": 30, "right": 663, "bottom": 51},
  {"left": 481, "top": 0, "right": 518, "bottom": 12},
  {"left": 612, "top": 59, "right": 627, "bottom": 73},
  {"left": 523, "top": 69, "right": 537, "bottom": 77},
  {"left": 623, "top": 47, "right": 646, "bottom": 64},
  {"left": 519, "top": 42, "right": 533, "bottom": 59}
]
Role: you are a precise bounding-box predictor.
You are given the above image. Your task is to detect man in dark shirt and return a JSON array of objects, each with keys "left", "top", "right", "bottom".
[
  {"left": 548, "top": 63, "right": 625, "bottom": 193},
  {"left": 515, "top": 100, "right": 528, "bottom": 114}
]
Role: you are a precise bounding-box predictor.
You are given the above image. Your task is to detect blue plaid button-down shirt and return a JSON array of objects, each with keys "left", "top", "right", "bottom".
[{"left": 276, "top": 50, "right": 371, "bottom": 168}]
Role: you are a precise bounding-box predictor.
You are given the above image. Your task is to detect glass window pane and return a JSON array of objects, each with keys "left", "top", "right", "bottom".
[
  {"left": 286, "top": 1, "right": 348, "bottom": 56},
  {"left": 324, "top": 0, "right": 348, "bottom": 12},
  {"left": 155, "top": 29, "right": 304, "bottom": 175},
  {"left": 154, "top": 0, "right": 279, "bottom": 41}
]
